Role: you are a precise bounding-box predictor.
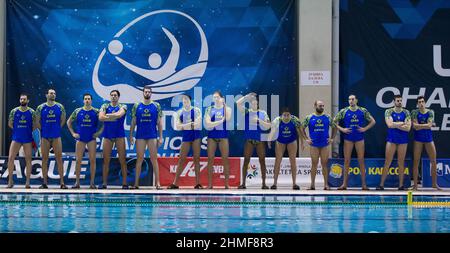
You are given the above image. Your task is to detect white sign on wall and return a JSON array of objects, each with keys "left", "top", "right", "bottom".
[{"left": 300, "top": 70, "right": 330, "bottom": 85}]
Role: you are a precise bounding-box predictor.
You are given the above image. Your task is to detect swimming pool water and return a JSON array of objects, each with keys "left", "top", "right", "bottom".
[{"left": 0, "top": 194, "right": 449, "bottom": 233}]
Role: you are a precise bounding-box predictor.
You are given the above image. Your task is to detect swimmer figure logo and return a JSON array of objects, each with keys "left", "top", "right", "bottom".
[{"left": 92, "top": 10, "right": 208, "bottom": 103}]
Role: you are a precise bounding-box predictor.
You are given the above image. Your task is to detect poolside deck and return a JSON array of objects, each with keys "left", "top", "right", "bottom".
[{"left": 1, "top": 185, "right": 449, "bottom": 196}]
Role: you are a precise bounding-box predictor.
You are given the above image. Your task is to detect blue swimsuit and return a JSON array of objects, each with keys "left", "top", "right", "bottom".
[
  {"left": 334, "top": 106, "right": 372, "bottom": 142},
  {"left": 9, "top": 107, "right": 35, "bottom": 143},
  {"left": 411, "top": 109, "right": 433, "bottom": 143},
  {"left": 385, "top": 108, "right": 410, "bottom": 144},
  {"left": 302, "top": 113, "right": 335, "bottom": 148}
]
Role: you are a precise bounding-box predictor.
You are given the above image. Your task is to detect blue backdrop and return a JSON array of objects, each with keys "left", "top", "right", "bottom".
[
  {"left": 5, "top": 0, "right": 298, "bottom": 157},
  {"left": 339, "top": 0, "right": 450, "bottom": 158}
]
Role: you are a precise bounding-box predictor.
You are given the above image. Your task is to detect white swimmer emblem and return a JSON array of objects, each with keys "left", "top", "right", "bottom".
[{"left": 92, "top": 10, "right": 208, "bottom": 102}]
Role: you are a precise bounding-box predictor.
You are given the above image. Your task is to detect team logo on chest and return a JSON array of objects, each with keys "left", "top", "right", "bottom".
[
  {"left": 47, "top": 109, "right": 56, "bottom": 119},
  {"left": 282, "top": 126, "right": 291, "bottom": 136},
  {"left": 316, "top": 119, "right": 324, "bottom": 126},
  {"left": 83, "top": 114, "right": 92, "bottom": 123},
  {"left": 19, "top": 115, "right": 27, "bottom": 124},
  {"left": 143, "top": 108, "right": 151, "bottom": 117}
]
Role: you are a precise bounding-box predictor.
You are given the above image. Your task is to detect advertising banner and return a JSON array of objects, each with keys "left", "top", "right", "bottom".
[
  {"left": 243, "top": 157, "right": 324, "bottom": 187},
  {"left": 422, "top": 158, "right": 450, "bottom": 187},
  {"left": 158, "top": 157, "right": 241, "bottom": 187},
  {"left": 328, "top": 158, "right": 412, "bottom": 188},
  {"left": 0, "top": 156, "right": 153, "bottom": 186}
]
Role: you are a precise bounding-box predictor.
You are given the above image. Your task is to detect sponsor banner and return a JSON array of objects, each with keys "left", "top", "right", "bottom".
[
  {"left": 243, "top": 158, "right": 324, "bottom": 187},
  {"left": 158, "top": 157, "right": 241, "bottom": 187},
  {"left": 328, "top": 158, "right": 411, "bottom": 188},
  {"left": 0, "top": 156, "right": 153, "bottom": 186},
  {"left": 422, "top": 158, "right": 450, "bottom": 187}
]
